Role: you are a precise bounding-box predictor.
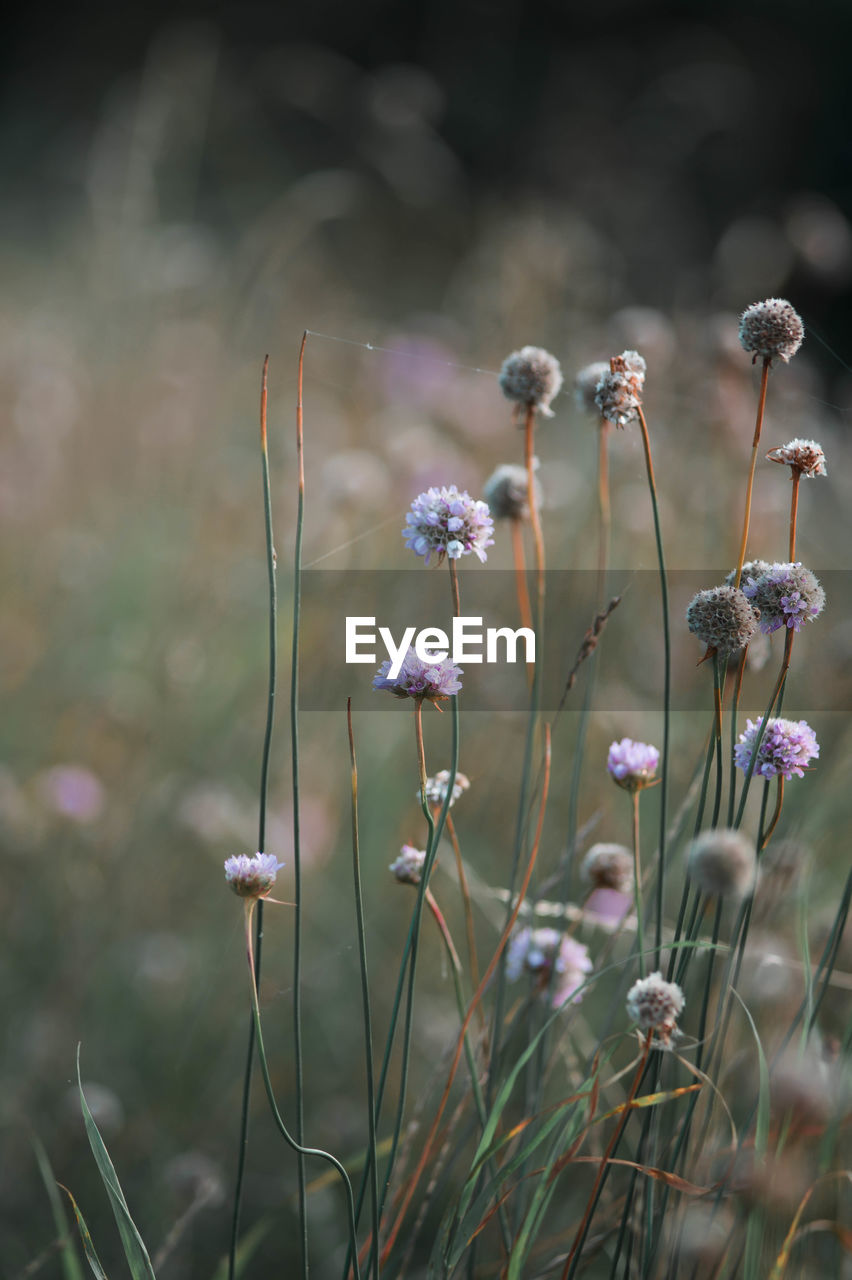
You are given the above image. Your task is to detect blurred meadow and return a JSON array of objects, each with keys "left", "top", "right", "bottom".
[{"left": 2, "top": 2, "right": 852, "bottom": 1276}]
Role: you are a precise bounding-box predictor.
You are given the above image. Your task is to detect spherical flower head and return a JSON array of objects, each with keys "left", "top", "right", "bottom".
[
  {"left": 403, "top": 485, "right": 494, "bottom": 566},
  {"left": 581, "top": 843, "right": 634, "bottom": 895},
  {"left": 735, "top": 716, "right": 819, "bottom": 781},
  {"left": 574, "top": 361, "right": 611, "bottom": 414},
  {"left": 742, "top": 563, "right": 825, "bottom": 634},
  {"left": 373, "top": 647, "right": 463, "bottom": 703},
  {"left": 594, "top": 350, "right": 646, "bottom": 427},
  {"left": 738, "top": 298, "right": 804, "bottom": 364},
  {"left": 505, "top": 927, "right": 592, "bottom": 1007},
  {"left": 482, "top": 462, "right": 541, "bottom": 521},
  {"left": 687, "top": 829, "right": 757, "bottom": 898},
  {"left": 607, "top": 738, "right": 659, "bottom": 792},
  {"left": 626, "top": 971, "right": 685, "bottom": 1044},
  {"left": 389, "top": 844, "right": 426, "bottom": 885},
  {"left": 725, "top": 560, "right": 773, "bottom": 588},
  {"left": 421, "top": 769, "right": 470, "bottom": 808},
  {"left": 766, "top": 438, "right": 827, "bottom": 478},
  {"left": 224, "top": 852, "right": 284, "bottom": 899},
  {"left": 686, "top": 585, "right": 760, "bottom": 655},
  {"left": 499, "top": 346, "right": 563, "bottom": 417}
]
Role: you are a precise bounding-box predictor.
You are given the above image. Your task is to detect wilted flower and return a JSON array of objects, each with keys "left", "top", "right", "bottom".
[
  {"left": 403, "top": 485, "right": 494, "bottom": 566},
  {"left": 574, "top": 361, "right": 610, "bottom": 414},
  {"left": 506, "top": 927, "right": 592, "bottom": 1007},
  {"left": 687, "top": 829, "right": 757, "bottom": 898},
  {"left": 581, "top": 843, "right": 634, "bottom": 895},
  {"left": 626, "top": 971, "right": 684, "bottom": 1044},
  {"left": 373, "top": 647, "right": 463, "bottom": 703},
  {"left": 607, "top": 738, "right": 659, "bottom": 791},
  {"left": 766, "top": 438, "right": 827, "bottom": 477},
  {"left": 499, "top": 346, "right": 563, "bottom": 417},
  {"left": 482, "top": 462, "right": 541, "bottom": 521},
  {"left": 594, "top": 350, "right": 646, "bottom": 426},
  {"left": 422, "top": 769, "right": 470, "bottom": 808},
  {"left": 734, "top": 717, "right": 819, "bottom": 780},
  {"left": 742, "top": 562, "right": 825, "bottom": 633},
  {"left": 224, "top": 852, "right": 284, "bottom": 899},
  {"left": 686, "top": 585, "right": 760, "bottom": 655},
  {"left": 738, "top": 298, "right": 804, "bottom": 364},
  {"left": 389, "top": 844, "right": 426, "bottom": 885}
]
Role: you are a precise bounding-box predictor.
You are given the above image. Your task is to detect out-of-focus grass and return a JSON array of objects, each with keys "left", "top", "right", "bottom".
[{"left": 2, "top": 21, "right": 852, "bottom": 1278}]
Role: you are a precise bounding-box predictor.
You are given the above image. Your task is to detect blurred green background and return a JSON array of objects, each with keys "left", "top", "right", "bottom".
[{"left": 2, "top": 0, "right": 852, "bottom": 1275}]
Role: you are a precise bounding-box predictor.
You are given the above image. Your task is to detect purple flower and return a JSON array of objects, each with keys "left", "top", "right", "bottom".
[
  {"left": 373, "top": 647, "right": 463, "bottom": 703},
  {"left": 224, "top": 852, "right": 284, "bottom": 899},
  {"left": 505, "top": 927, "right": 592, "bottom": 1008},
  {"left": 734, "top": 717, "right": 819, "bottom": 781},
  {"left": 607, "top": 738, "right": 659, "bottom": 791},
  {"left": 742, "top": 563, "right": 825, "bottom": 634},
  {"left": 403, "top": 485, "right": 494, "bottom": 566}
]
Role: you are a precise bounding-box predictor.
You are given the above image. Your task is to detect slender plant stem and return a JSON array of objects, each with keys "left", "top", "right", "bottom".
[
  {"left": 292, "top": 334, "right": 308, "bottom": 1273},
  {"left": 445, "top": 812, "right": 482, "bottom": 1004},
  {"left": 789, "top": 468, "right": 801, "bottom": 561},
  {"left": 424, "top": 887, "right": 487, "bottom": 1124},
  {"left": 733, "top": 357, "right": 771, "bottom": 588},
  {"left": 632, "top": 790, "right": 646, "bottom": 979},
  {"left": 242, "top": 903, "right": 361, "bottom": 1279},
  {"left": 760, "top": 776, "right": 785, "bottom": 849},
  {"left": 636, "top": 406, "right": 671, "bottom": 969},
  {"left": 347, "top": 701, "right": 379, "bottom": 1278},
  {"left": 734, "top": 628, "right": 794, "bottom": 827},
  {"left": 228, "top": 356, "right": 278, "bottom": 1280},
  {"left": 711, "top": 653, "right": 724, "bottom": 828},
  {"left": 727, "top": 650, "right": 747, "bottom": 827},
  {"left": 524, "top": 403, "right": 545, "bottom": 619},
  {"left": 597, "top": 418, "right": 611, "bottom": 601},
  {"left": 449, "top": 557, "right": 461, "bottom": 620},
  {"left": 510, "top": 517, "right": 534, "bottom": 634}
]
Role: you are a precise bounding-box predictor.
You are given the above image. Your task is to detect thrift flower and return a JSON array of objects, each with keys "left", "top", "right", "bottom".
[
  {"left": 499, "top": 346, "right": 563, "bottom": 417},
  {"left": 687, "top": 829, "right": 757, "bottom": 898},
  {"left": 686, "top": 585, "right": 760, "bottom": 655},
  {"left": 422, "top": 769, "right": 470, "bottom": 808},
  {"left": 224, "top": 852, "right": 284, "bottom": 899},
  {"left": 581, "top": 843, "right": 634, "bottom": 895},
  {"left": 738, "top": 298, "right": 804, "bottom": 364},
  {"left": 403, "top": 485, "right": 494, "bottom": 565},
  {"left": 506, "top": 927, "right": 592, "bottom": 1008},
  {"left": 766, "top": 438, "right": 827, "bottom": 477},
  {"left": 626, "top": 971, "right": 684, "bottom": 1044},
  {"left": 574, "top": 361, "right": 611, "bottom": 414},
  {"left": 482, "top": 462, "right": 541, "bottom": 521},
  {"left": 373, "top": 647, "right": 462, "bottom": 703},
  {"left": 734, "top": 717, "right": 819, "bottom": 780},
  {"left": 389, "top": 844, "right": 426, "bottom": 885},
  {"left": 607, "top": 738, "right": 659, "bottom": 791},
  {"left": 595, "top": 350, "right": 646, "bottom": 426},
  {"left": 742, "top": 562, "right": 825, "bottom": 633}
]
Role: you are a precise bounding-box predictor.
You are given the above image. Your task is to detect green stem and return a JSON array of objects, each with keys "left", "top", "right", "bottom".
[{"left": 632, "top": 789, "right": 646, "bottom": 979}]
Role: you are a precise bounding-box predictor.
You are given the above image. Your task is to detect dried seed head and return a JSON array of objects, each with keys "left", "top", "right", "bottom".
[
  {"left": 499, "top": 346, "right": 563, "bottom": 417},
  {"left": 742, "top": 562, "right": 826, "bottom": 634},
  {"left": 580, "top": 843, "right": 634, "bottom": 894},
  {"left": 766, "top": 438, "right": 827, "bottom": 477},
  {"left": 482, "top": 463, "right": 541, "bottom": 521},
  {"left": 687, "top": 828, "right": 757, "bottom": 898},
  {"left": 574, "top": 361, "right": 610, "bottom": 414},
  {"left": 686, "top": 585, "right": 760, "bottom": 656},
  {"left": 725, "top": 559, "right": 773, "bottom": 588},
  {"left": 422, "top": 769, "right": 470, "bottom": 808},
  {"left": 389, "top": 844, "right": 426, "bottom": 885},
  {"left": 594, "top": 350, "right": 646, "bottom": 426},
  {"left": 738, "top": 298, "right": 804, "bottom": 364},
  {"left": 626, "top": 971, "right": 684, "bottom": 1044}
]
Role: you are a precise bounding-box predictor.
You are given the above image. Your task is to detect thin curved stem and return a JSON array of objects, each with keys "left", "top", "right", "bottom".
[
  {"left": 524, "top": 403, "right": 545, "bottom": 621},
  {"left": 733, "top": 357, "right": 771, "bottom": 588},
  {"left": 632, "top": 790, "right": 645, "bottom": 980},
  {"left": 789, "top": 468, "right": 801, "bottom": 561}
]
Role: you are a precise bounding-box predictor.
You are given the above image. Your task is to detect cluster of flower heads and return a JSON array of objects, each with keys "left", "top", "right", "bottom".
[
  {"left": 483, "top": 462, "right": 541, "bottom": 521},
  {"left": 735, "top": 717, "right": 819, "bottom": 781},
  {"left": 389, "top": 844, "right": 426, "bottom": 885},
  {"left": 626, "top": 972, "right": 685, "bottom": 1045},
  {"left": 687, "top": 829, "right": 757, "bottom": 898},
  {"left": 403, "top": 485, "right": 494, "bottom": 566},
  {"left": 422, "top": 769, "right": 470, "bottom": 809},
  {"left": 595, "top": 351, "right": 647, "bottom": 426},
  {"left": 766, "top": 438, "right": 827, "bottom": 478},
  {"left": 741, "top": 562, "right": 826, "bottom": 634},
  {"left": 373, "top": 647, "right": 462, "bottom": 703},
  {"left": 498, "top": 346, "right": 563, "bottom": 417},
  {"left": 686, "top": 585, "right": 760, "bottom": 656},
  {"left": 224, "top": 852, "right": 284, "bottom": 899},
  {"left": 607, "top": 738, "right": 659, "bottom": 791},
  {"left": 738, "top": 298, "right": 804, "bottom": 364},
  {"left": 506, "top": 927, "right": 592, "bottom": 1008}
]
